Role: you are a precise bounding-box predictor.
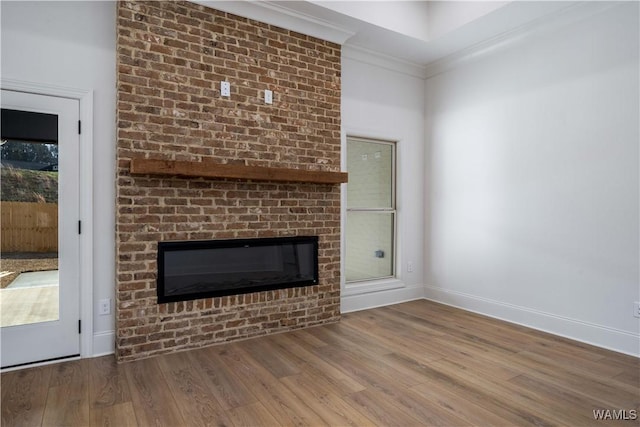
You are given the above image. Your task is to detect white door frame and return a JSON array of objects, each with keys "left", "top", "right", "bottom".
[{"left": 2, "top": 78, "right": 94, "bottom": 358}]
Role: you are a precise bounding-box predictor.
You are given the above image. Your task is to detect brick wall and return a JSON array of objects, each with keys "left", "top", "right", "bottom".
[{"left": 116, "top": 0, "right": 341, "bottom": 361}]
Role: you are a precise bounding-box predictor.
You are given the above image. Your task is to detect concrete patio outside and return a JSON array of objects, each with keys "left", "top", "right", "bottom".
[{"left": 0, "top": 270, "right": 59, "bottom": 327}]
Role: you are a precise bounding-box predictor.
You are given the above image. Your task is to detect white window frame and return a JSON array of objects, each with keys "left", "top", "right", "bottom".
[{"left": 345, "top": 136, "right": 397, "bottom": 285}]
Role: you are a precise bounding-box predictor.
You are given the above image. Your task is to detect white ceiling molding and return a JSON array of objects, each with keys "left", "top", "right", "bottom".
[
  {"left": 422, "top": 1, "right": 618, "bottom": 80},
  {"left": 193, "top": 0, "right": 354, "bottom": 45},
  {"left": 342, "top": 45, "right": 427, "bottom": 79},
  {"left": 191, "top": 1, "right": 620, "bottom": 82}
]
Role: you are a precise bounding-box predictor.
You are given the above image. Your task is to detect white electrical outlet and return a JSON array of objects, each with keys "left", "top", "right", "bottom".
[
  {"left": 220, "top": 81, "right": 230, "bottom": 97},
  {"left": 407, "top": 261, "right": 414, "bottom": 272},
  {"left": 634, "top": 302, "right": 640, "bottom": 318},
  {"left": 99, "top": 299, "right": 111, "bottom": 315},
  {"left": 264, "top": 89, "right": 273, "bottom": 104}
]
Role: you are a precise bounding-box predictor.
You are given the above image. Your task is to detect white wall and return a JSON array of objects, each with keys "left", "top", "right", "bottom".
[
  {"left": 341, "top": 53, "right": 425, "bottom": 312},
  {"left": 425, "top": 3, "right": 639, "bottom": 355},
  {"left": 1, "top": 1, "right": 117, "bottom": 354}
]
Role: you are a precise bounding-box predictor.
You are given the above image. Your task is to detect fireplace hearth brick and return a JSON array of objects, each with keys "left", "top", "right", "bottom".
[{"left": 116, "top": 0, "right": 341, "bottom": 361}]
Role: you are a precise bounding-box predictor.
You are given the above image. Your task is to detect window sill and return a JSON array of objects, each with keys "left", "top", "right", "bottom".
[{"left": 342, "top": 278, "right": 405, "bottom": 296}]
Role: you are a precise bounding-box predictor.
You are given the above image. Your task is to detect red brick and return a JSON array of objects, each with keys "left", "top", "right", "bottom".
[{"left": 115, "top": 0, "right": 341, "bottom": 362}]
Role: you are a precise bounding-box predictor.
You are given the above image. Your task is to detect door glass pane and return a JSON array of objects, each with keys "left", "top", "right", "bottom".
[
  {"left": 1, "top": 138, "right": 59, "bottom": 327},
  {"left": 346, "top": 211, "right": 394, "bottom": 282},
  {"left": 347, "top": 139, "right": 393, "bottom": 209}
]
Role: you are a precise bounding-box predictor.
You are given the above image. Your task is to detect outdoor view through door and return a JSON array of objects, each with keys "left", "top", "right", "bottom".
[
  {"left": 0, "top": 90, "right": 80, "bottom": 368},
  {"left": 1, "top": 110, "right": 59, "bottom": 327}
]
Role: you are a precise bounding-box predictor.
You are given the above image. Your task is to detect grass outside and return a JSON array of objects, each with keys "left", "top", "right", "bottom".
[
  {"left": 0, "top": 253, "right": 58, "bottom": 288},
  {"left": 1, "top": 167, "right": 58, "bottom": 203}
]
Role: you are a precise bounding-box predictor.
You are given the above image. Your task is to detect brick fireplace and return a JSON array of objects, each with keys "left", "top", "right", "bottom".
[{"left": 115, "top": 1, "right": 342, "bottom": 361}]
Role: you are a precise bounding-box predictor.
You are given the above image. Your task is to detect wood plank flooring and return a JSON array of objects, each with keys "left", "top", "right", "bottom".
[{"left": 2, "top": 300, "right": 638, "bottom": 426}]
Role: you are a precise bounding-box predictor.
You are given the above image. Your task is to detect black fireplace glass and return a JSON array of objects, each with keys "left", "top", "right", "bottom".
[{"left": 157, "top": 236, "right": 319, "bottom": 303}]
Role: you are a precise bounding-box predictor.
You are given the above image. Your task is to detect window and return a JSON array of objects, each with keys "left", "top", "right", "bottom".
[{"left": 345, "top": 137, "right": 395, "bottom": 283}]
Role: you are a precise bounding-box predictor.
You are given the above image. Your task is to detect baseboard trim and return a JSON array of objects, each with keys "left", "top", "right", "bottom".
[
  {"left": 92, "top": 331, "right": 115, "bottom": 357},
  {"left": 90, "top": 287, "right": 638, "bottom": 357},
  {"left": 341, "top": 284, "right": 424, "bottom": 313},
  {"left": 424, "top": 286, "right": 640, "bottom": 357}
]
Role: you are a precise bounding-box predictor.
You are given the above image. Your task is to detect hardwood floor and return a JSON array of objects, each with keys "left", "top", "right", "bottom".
[{"left": 2, "top": 300, "right": 638, "bottom": 426}]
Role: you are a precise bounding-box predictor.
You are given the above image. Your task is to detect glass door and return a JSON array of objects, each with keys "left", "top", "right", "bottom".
[{"left": 1, "top": 89, "right": 80, "bottom": 368}]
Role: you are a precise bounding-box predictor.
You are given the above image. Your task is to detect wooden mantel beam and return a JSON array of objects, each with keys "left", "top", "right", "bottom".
[{"left": 129, "top": 158, "right": 348, "bottom": 185}]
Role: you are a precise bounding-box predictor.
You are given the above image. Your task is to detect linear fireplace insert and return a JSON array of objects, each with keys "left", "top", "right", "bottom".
[{"left": 157, "top": 236, "right": 319, "bottom": 303}]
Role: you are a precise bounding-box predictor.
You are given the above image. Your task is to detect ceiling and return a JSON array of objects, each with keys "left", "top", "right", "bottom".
[{"left": 195, "top": 1, "right": 598, "bottom": 75}]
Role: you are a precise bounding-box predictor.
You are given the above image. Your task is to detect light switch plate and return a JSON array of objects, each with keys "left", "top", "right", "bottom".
[
  {"left": 265, "top": 89, "right": 273, "bottom": 104},
  {"left": 220, "top": 81, "right": 230, "bottom": 97},
  {"left": 99, "top": 298, "right": 111, "bottom": 315}
]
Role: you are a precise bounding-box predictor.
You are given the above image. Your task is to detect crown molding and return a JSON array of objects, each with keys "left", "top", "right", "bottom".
[
  {"left": 342, "top": 44, "right": 427, "bottom": 79},
  {"left": 192, "top": 0, "right": 354, "bottom": 45},
  {"left": 192, "top": 1, "right": 620, "bottom": 81},
  {"left": 422, "top": 1, "right": 619, "bottom": 80}
]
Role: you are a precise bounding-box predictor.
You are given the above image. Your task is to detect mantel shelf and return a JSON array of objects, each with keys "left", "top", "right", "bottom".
[{"left": 129, "top": 158, "right": 348, "bottom": 184}]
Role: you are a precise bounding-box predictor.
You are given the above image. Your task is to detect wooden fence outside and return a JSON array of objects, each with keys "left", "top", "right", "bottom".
[{"left": 1, "top": 202, "right": 58, "bottom": 252}]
